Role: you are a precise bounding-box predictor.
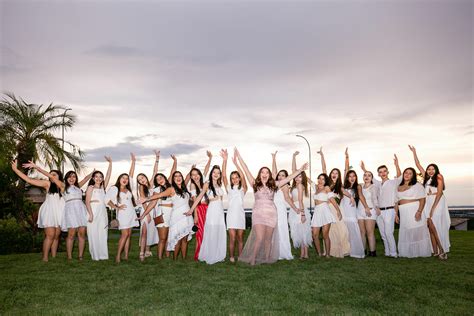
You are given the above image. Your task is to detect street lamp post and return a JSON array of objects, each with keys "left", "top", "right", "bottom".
[
  {"left": 296, "top": 134, "right": 312, "bottom": 212},
  {"left": 61, "top": 108, "right": 72, "bottom": 174}
]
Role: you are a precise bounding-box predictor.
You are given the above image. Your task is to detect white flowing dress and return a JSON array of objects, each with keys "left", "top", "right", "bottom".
[
  {"left": 155, "top": 186, "right": 173, "bottom": 228},
  {"left": 199, "top": 186, "right": 227, "bottom": 264},
  {"left": 397, "top": 183, "right": 431, "bottom": 258},
  {"left": 37, "top": 192, "right": 64, "bottom": 228},
  {"left": 340, "top": 189, "right": 365, "bottom": 258},
  {"left": 226, "top": 185, "right": 246, "bottom": 230},
  {"left": 167, "top": 192, "right": 194, "bottom": 251},
  {"left": 105, "top": 186, "right": 139, "bottom": 230},
  {"left": 311, "top": 191, "right": 336, "bottom": 228},
  {"left": 87, "top": 187, "right": 108, "bottom": 260},
  {"left": 358, "top": 184, "right": 379, "bottom": 220},
  {"left": 61, "top": 186, "right": 88, "bottom": 231},
  {"left": 274, "top": 189, "right": 293, "bottom": 260},
  {"left": 138, "top": 190, "right": 159, "bottom": 247},
  {"left": 288, "top": 188, "right": 312, "bottom": 249},
  {"left": 424, "top": 179, "right": 450, "bottom": 253}
]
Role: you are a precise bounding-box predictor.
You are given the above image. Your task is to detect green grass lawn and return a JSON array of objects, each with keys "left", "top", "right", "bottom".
[{"left": 0, "top": 230, "right": 473, "bottom": 315}]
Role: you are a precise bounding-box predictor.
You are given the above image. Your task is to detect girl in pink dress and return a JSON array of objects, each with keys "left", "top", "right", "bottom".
[{"left": 234, "top": 148, "right": 308, "bottom": 265}]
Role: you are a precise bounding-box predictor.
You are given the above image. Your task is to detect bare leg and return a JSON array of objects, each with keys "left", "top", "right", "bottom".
[
  {"left": 263, "top": 226, "right": 274, "bottom": 262},
  {"left": 116, "top": 229, "right": 129, "bottom": 263},
  {"left": 140, "top": 224, "right": 147, "bottom": 260},
  {"left": 66, "top": 228, "right": 77, "bottom": 260},
  {"left": 51, "top": 227, "right": 61, "bottom": 258},
  {"left": 77, "top": 226, "right": 87, "bottom": 260},
  {"left": 173, "top": 237, "right": 183, "bottom": 260},
  {"left": 180, "top": 237, "right": 189, "bottom": 259},
  {"left": 42, "top": 227, "right": 55, "bottom": 262},
  {"left": 237, "top": 229, "right": 244, "bottom": 257},
  {"left": 312, "top": 227, "right": 321, "bottom": 255},
  {"left": 250, "top": 225, "right": 265, "bottom": 265},
  {"left": 157, "top": 227, "right": 169, "bottom": 259},
  {"left": 365, "top": 220, "right": 376, "bottom": 252},
  {"left": 322, "top": 224, "right": 331, "bottom": 257},
  {"left": 358, "top": 219, "right": 367, "bottom": 251},
  {"left": 124, "top": 229, "right": 131, "bottom": 260},
  {"left": 428, "top": 220, "right": 444, "bottom": 255},
  {"left": 228, "top": 229, "right": 236, "bottom": 260}
]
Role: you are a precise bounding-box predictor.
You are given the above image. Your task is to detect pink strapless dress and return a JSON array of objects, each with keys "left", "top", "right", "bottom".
[{"left": 252, "top": 187, "right": 278, "bottom": 228}]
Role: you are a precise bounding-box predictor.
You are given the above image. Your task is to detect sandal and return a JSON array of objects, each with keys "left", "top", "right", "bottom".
[
  {"left": 139, "top": 252, "right": 145, "bottom": 262},
  {"left": 438, "top": 253, "right": 448, "bottom": 260},
  {"left": 229, "top": 257, "right": 235, "bottom": 263},
  {"left": 145, "top": 251, "right": 152, "bottom": 257}
]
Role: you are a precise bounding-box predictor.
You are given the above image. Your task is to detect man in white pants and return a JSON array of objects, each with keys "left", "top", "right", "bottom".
[{"left": 361, "top": 156, "right": 401, "bottom": 258}]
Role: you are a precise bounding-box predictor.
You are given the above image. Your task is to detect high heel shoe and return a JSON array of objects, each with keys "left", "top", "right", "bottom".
[{"left": 438, "top": 253, "right": 448, "bottom": 260}]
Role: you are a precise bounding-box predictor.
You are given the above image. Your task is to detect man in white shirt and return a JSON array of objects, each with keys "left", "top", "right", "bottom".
[{"left": 361, "top": 155, "right": 401, "bottom": 258}]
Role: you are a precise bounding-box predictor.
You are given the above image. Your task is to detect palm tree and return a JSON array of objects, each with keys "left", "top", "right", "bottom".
[{"left": 0, "top": 93, "right": 84, "bottom": 172}]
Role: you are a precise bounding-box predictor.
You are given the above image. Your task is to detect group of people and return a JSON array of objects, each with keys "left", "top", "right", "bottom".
[{"left": 11, "top": 145, "right": 451, "bottom": 264}]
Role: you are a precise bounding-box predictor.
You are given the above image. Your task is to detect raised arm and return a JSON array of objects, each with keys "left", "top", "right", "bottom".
[
  {"left": 394, "top": 154, "right": 401, "bottom": 178},
  {"left": 203, "top": 151, "right": 213, "bottom": 178},
  {"left": 169, "top": 154, "right": 177, "bottom": 182},
  {"left": 292, "top": 151, "right": 299, "bottom": 173},
  {"left": 234, "top": 148, "right": 255, "bottom": 187},
  {"left": 271, "top": 151, "right": 278, "bottom": 179},
  {"left": 360, "top": 160, "right": 368, "bottom": 173},
  {"left": 22, "top": 160, "right": 64, "bottom": 191},
  {"left": 277, "top": 163, "right": 308, "bottom": 187},
  {"left": 344, "top": 147, "right": 349, "bottom": 177},
  {"left": 79, "top": 169, "right": 95, "bottom": 188},
  {"left": 318, "top": 146, "right": 327, "bottom": 174},
  {"left": 408, "top": 145, "right": 425, "bottom": 176},
  {"left": 129, "top": 152, "right": 136, "bottom": 178},
  {"left": 220, "top": 149, "right": 229, "bottom": 191},
  {"left": 184, "top": 164, "right": 194, "bottom": 187},
  {"left": 11, "top": 160, "right": 50, "bottom": 189},
  {"left": 104, "top": 156, "right": 112, "bottom": 188},
  {"left": 232, "top": 155, "right": 248, "bottom": 194},
  {"left": 152, "top": 150, "right": 160, "bottom": 180}
]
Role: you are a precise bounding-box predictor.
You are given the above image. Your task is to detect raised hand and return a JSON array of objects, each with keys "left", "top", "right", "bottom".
[
  {"left": 300, "top": 162, "right": 309, "bottom": 171},
  {"left": 206, "top": 150, "right": 212, "bottom": 159},
  {"left": 271, "top": 150, "right": 278, "bottom": 158},
  {"left": 360, "top": 160, "right": 366, "bottom": 170},
  {"left": 345, "top": 147, "right": 349, "bottom": 158},
  {"left": 220, "top": 149, "right": 228, "bottom": 160},
  {"left": 171, "top": 154, "right": 177, "bottom": 161},
  {"left": 317, "top": 146, "right": 323, "bottom": 155},
  {"left": 104, "top": 156, "right": 112, "bottom": 163},
  {"left": 22, "top": 160, "right": 37, "bottom": 169},
  {"left": 394, "top": 154, "right": 399, "bottom": 165},
  {"left": 234, "top": 147, "right": 240, "bottom": 158},
  {"left": 408, "top": 145, "right": 416, "bottom": 153},
  {"left": 130, "top": 152, "right": 136, "bottom": 162},
  {"left": 293, "top": 151, "right": 300, "bottom": 157},
  {"left": 154, "top": 150, "right": 161, "bottom": 159}
]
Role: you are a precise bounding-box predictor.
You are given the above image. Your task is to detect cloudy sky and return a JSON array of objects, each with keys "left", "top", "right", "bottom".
[{"left": 1, "top": 0, "right": 472, "bottom": 206}]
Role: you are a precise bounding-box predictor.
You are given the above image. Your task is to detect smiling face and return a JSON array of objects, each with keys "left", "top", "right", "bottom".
[
  {"left": 156, "top": 174, "right": 166, "bottom": 186},
  {"left": 211, "top": 167, "right": 221, "bottom": 182},
  {"left": 137, "top": 174, "right": 148, "bottom": 186},
  {"left": 426, "top": 165, "right": 436, "bottom": 177},
  {"left": 378, "top": 167, "right": 388, "bottom": 179},
  {"left": 231, "top": 172, "right": 241, "bottom": 186},
  {"left": 317, "top": 175, "right": 325, "bottom": 186},
  {"left": 330, "top": 169, "right": 339, "bottom": 182},
  {"left": 258, "top": 168, "right": 270, "bottom": 184},
  {"left": 191, "top": 170, "right": 201, "bottom": 183},
  {"left": 174, "top": 172, "right": 183, "bottom": 186},
  {"left": 50, "top": 171, "right": 60, "bottom": 182},
  {"left": 403, "top": 169, "right": 414, "bottom": 183},
  {"left": 66, "top": 172, "right": 77, "bottom": 186},
  {"left": 277, "top": 171, "right": 287, "bottom": 181},
  {"left": 294, "top": 173, "right": 303, "bottom": 184},
  {"left": 348, "top": 172, "right": 357, "bottom": 185},
  {"left": 363, "top": 171, "right": 373, "bottom": 184},
  {"left": 119, "top": 175, "right": 129, "bottom": 187},
  {"left": 93, "top": 172, "right": 103, "bottom": 185}
]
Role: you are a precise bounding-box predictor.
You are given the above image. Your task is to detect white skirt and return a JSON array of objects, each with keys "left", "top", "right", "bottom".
[
  {"left": 139, "top": 207, "right": 158, "bottom": 246},
  {"left": 61, "top": 200, "right": 88, "bottom": 231},
  {"left": 156, "top": 205, "right": 172, "bottom": 228},
  {"left": 37, "top": 193, "right": 64, "bottom": 228},
  {"left": 311, "top": 203, "right": 336, "bottom": 228},
  {"left": 275, "top": 203, "right": 293, "bottom": 260},
  {"left": 87, "top": 201, "right": 109, "bottom": 260},
  {"left": 198, "top": 200, "right": 227, "bottom": 264},
  {"left": 118, "top": 207, "right": 139, "bottom": 230},
  {"left": 424, "top": 195, "right": 450, "bottom": 253},
  {"left": 398, "top": 201, "right": 432, "bottom": 258},
  {"left": 167, "top": 209, "right": 193, "bottom": 251},
  {"left": 288, "top": 209, "right": 312, "bottom": 249},
  {"left": 226, "top": 203, "right": 246, "bottom": 230},
  {"left": 341, "top": 197, "right": 365, "bottom": 258},
  {"left": 357, "top": 206, "right": 378, "bottom": 221}
]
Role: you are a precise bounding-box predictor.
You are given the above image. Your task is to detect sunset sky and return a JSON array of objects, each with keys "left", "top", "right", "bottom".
[{"left": 1, "top": 1, "right": 472, "bottom": 206}]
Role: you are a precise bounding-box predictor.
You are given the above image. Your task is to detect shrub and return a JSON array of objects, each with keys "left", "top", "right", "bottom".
[{"left": 0, "top": 216, "right": 43, "bottom": 254}]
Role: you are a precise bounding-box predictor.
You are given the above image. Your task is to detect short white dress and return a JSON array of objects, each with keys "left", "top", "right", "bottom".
[
  {"left": 167, "top": 192, "right": 194, "bottom": 251},
  {"left": 87, "top": 187, "right": 108, "bottom": 260},
  {"left": 358, "top": 184, "right": 379, "bottom": 220},
  {"left": 397, "top": 183, "right": 431, "bottom": 258},
  {"left": 199, "top": 186, "right": 227, "bottom": 264},
  {"left": 311, "top": 191, "right": 336, "bottom": 228},
  {"left": 274, "top": 188, "right": 294, "bottom": 260},
  {"left": 37, "top": 192, "right": 65, "bottom": 228},
  {"left": 138, "top": 190, "right": 159, "bottom": 247},
  {"left": 154, "top": 186, "right": 173, "bottom": 228},
  {"left": 424, "top": 178, "right": 450, "bottom": 253},
  {"left": 61, "top": 186, "right": 88, "bottom": 231},
  {"left": 226, "top": 184, "right": 246, "bottom": 230},
  {"left": 340, "top": 189, "right": 365, "bottom": 258},
  {"left": 105, "top": 186, "right": 139, "bottom": 230},
  {"left": 288, "top": 187, "right": 312, "bottom": 249}
]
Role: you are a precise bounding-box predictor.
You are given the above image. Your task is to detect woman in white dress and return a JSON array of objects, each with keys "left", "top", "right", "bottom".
[
  {"left": 288, "top": 152, "right": 312, "bottom": 259},
  {"left": 318, "top": 147, "right": 351, "bottom": 258},
  {"left": 358, "top": 171, "right": 380, "bottom": 257},
  {"left": 311, "top": 173, "right": 342, "bottom": 257},
  {"left": 189, "top": 164, "right": 227, "bottom": 264},
  {"left": 409, "top": 145, "right": 450, "bottom": 259},
  {"left": 11, "top": 160, "right": 65, "bottom": 262},
  {"left": 271, "top": 151, "right": 298, "bottom": 260},
  {"left": 85, "top": 156, "right": 112, "bottom": 261},
  {"left": 341, "top": 165, "right": 367, "bottom": 259},
  {"left": 152, "top": 172, "right": 173, "bottom": 259},
  {"left": 106, "top": 172, "right": 139, "bottom": 263},
  {"left": 136, "top": 151, "right": 160, "bottom": 261},
  {"left": 395, "top": 167, "right": 431, "bottom": 258},
  {"left": 222, "top": 149, "right": 248, "bottom": 262},
  {"left": 139, "top": 171, "right": 194, "bottom": 260}
]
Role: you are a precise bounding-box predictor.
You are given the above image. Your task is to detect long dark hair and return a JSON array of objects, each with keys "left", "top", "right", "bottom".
[
  {"left": 88, "top": 170, "right": 105, "bottom": 190},
  {"left": 423, "top": 163, "right": 444, "bottom": 190},
  {"left": 154, "top": 173, "right": 171, "bottom": 199},
  {"left": 291, "top": 171, "right": 309, "bottom": 197},
  {"left": 400, "top": 168, "right": 418, "bottom": 187},
  {"left": 114, "top": 173, "right": 136, "bottom": 206},
  {"left": 49, "top": 169, "right": 63, "bottom": 196},
  {"left": 253, "top": 167, "right": 277, "bottom": 192},
  {"left": 208, "top": 165, "right": 222, "bottom": 197},
  {"left": 136, "top": 173, "right": 150, "bottom": 198},
  {"left": 172, "top": 171, "right": 189, "bottom": 198},
  {"left": 64, "top": 170, "right": 79, "bottom": 193},
  {"left": 318, "top": 173, "right": 330, "bottom": 187},
  {"left": 344, "top": 170, "right": 360, "bottom": 207},
  {"left": 229, "top": 171, "right": 242, "bottom": 190},
  {"left": 190, "top": 167, "right": 208, "bottom": 204},
  {"left": 329, "top": 168, "right": 343, "bottom": 198}
]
